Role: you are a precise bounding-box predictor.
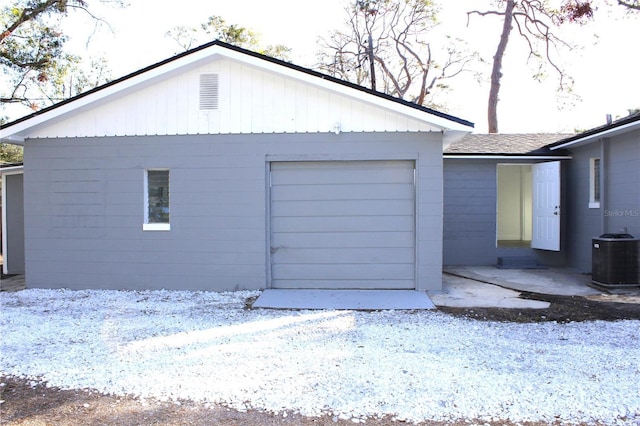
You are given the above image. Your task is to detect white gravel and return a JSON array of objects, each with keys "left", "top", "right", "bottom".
[{"left": 1, "top": 289, "right": 639, "bottom": 424}]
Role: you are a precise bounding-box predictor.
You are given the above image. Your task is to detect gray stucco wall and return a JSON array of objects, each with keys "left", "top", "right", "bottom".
[
  {"left": 23, "top": 132, "right": 443, "bottom": 291},
  {"left": 4, "top": 173, "right": 25, "bottom": 274},
  {"left": 565, "top": 131, "right": 640, "bottom": 272},
  {"left": 443, "top": 158, "right": 566, "bottom": 267},
  {"left": 604, "top": 132, "right": 640, "bottom": 237}
]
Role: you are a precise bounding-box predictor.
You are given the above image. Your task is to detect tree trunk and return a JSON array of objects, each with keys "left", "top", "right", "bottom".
[
  {"left": 488, "top": 0, "right": 515, "bottom": 134},
  {"left": 368, "top": 34, "right": 376, "bottom": 91}
]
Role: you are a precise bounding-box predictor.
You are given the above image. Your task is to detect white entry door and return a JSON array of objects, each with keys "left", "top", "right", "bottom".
[
  {"left": 531, "top": 161, "right": 561, "bottom": 251},
  {"left": 270, "top": 160, "right": 416, "bottom": 289}
]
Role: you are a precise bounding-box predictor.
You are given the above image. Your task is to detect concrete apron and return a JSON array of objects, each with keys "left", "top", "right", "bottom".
[
  {"left": 431, "top": 273, "right": 550, "bottom": 309},
  {"left": 253, "top": 289, "right": 436, "bottom": 310}
]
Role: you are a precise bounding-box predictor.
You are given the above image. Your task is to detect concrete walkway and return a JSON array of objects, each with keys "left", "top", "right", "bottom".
[
  {"left": 436, "top": 266, "right": 640, "bottom": 307},
  {"left": 444, "top": 266, "right": 600, "bottom": 296},
  {"left": 432, "top": 273, "right": 551, "bottom": 309},
  {"left": 428, "top": 266, "right": 598, "bottom": 309}
]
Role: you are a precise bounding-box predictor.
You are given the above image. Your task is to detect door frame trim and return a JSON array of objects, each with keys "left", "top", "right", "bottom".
[{"left": 1, "top": 168, "right": 25, "bottom": 275}]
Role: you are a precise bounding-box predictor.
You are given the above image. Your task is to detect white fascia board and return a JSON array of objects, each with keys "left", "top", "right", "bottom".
[
  {"left": 550, "top": 120, "right": 640, "bottom": 150},
  {"left": 443, "top": 155, "right": 572, "bottom": 160}
]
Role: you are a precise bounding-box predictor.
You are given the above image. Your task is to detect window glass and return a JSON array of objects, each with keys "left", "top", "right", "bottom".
[
  {"left": 589, "top": 158, "right": 600, "bottom": 208},
  {"left": 147, "top": 170, "right": 170, "bottom": 224},
  {"left": 592, "top": 158, "right": 600, "bottom": 203}
]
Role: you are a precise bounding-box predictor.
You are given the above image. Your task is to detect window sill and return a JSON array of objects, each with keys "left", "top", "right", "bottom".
[
  {"left": 143, "top": 223, "right": 171, "bottom": 231},
  {"left": 588, "top": 202, "right": 600, "bottom": 209}
]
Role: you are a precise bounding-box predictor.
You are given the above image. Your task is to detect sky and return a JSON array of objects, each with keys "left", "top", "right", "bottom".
[{"left": 21, "top": 0, "right": 640, "bottom": 133}]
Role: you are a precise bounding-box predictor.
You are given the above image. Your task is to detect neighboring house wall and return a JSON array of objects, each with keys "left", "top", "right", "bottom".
[
  {"left": 2, "top": 173, "right": 25, "bottom": 274},
  {"left": 565, "top": 130, "right": 640, "bottom": 272},
  {"left": 23, "top": 132, "right": 443, "bottom": 291},
  {"left": 443, "top": 158, "right": 565, "bottom": 266}
]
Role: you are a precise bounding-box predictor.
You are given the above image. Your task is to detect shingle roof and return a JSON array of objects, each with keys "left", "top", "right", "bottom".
[{"left": 445, "top": 133, "right": 574, "bottom": 155}]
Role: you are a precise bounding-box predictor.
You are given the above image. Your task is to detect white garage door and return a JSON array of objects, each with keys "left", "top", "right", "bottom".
[{"left": 270, "top": 160, "right": 415, "bottom": 289}]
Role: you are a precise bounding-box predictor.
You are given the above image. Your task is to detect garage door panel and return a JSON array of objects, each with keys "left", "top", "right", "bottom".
[
  {"left": 272, "top": 160, "right": 412, "bottom": 171},
  {"left": 272, "top": 279, "right": 414, "bottom": 290},
  {"left": 271, "top": 199, "right": 415, "bottom": 217},
  {"left": 272, "top": 263, "right": 414, "bottom": 280},
  {"left": 272, "top": 247, "right": 414, "bottom": 264},
  {"left": 271, "top": 215, "right": 415, "bottom": 233},
  {"left": 271, "top": 183, "right": 414, "bottom": 202},
  {"left": 272, "top": 160, "right": 413, "bottom": 174},
  {"left": 271, "top": 166, "right": 413, "bottom": 186},
  {"left": 270, "top": 160, "right": 415, "bottom": 290},
  {"left": 271, "top": 231, "right": 415, "bottom": 249}
]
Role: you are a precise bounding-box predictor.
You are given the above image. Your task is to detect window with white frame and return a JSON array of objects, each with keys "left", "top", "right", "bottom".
[
  {"left": 144, "top": 169, "right": 170, "bottom": 230},
  {"left": 589, "top": 157, "right": 600, "bottom": 208}
]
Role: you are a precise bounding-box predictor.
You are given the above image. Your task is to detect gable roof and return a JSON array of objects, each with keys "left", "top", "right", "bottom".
[
  {"left": 1, "top": 40, "right": 473, "bottom": 144},
  {"left": 549, "top": 112, "right": 640, "bottom": 150},
  {"left": 444, "top": 133, "right": 573, "bottom": 157}
]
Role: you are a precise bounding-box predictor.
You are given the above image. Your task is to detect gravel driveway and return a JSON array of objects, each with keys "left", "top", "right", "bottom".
[{"left": 1, "top": 288, "right": 639, "bottom": 424}]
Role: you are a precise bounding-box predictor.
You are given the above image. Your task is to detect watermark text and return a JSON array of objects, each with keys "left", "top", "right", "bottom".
[{"left": 604, "top": 209, "right": 640, "bottom": 217}]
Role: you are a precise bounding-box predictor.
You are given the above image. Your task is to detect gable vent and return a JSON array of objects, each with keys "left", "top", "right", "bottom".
[{"left": 199, "top": 73, "right": 219, "bottom": 110}]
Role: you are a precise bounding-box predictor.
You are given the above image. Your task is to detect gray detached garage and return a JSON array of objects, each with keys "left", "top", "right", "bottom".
[{"left": 0, "top": 41, "right": 473, "bottom": 292}]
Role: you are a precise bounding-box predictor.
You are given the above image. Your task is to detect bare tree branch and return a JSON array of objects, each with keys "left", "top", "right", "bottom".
[
  {"left": 317, "top": 0, "right": 477, "bottom": 109},
  {"left": 618, "top": 0, "right": 640, "bottom": 10},
  {"left": 1, "top": 0, "right": 71, "bottom": 43}
]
